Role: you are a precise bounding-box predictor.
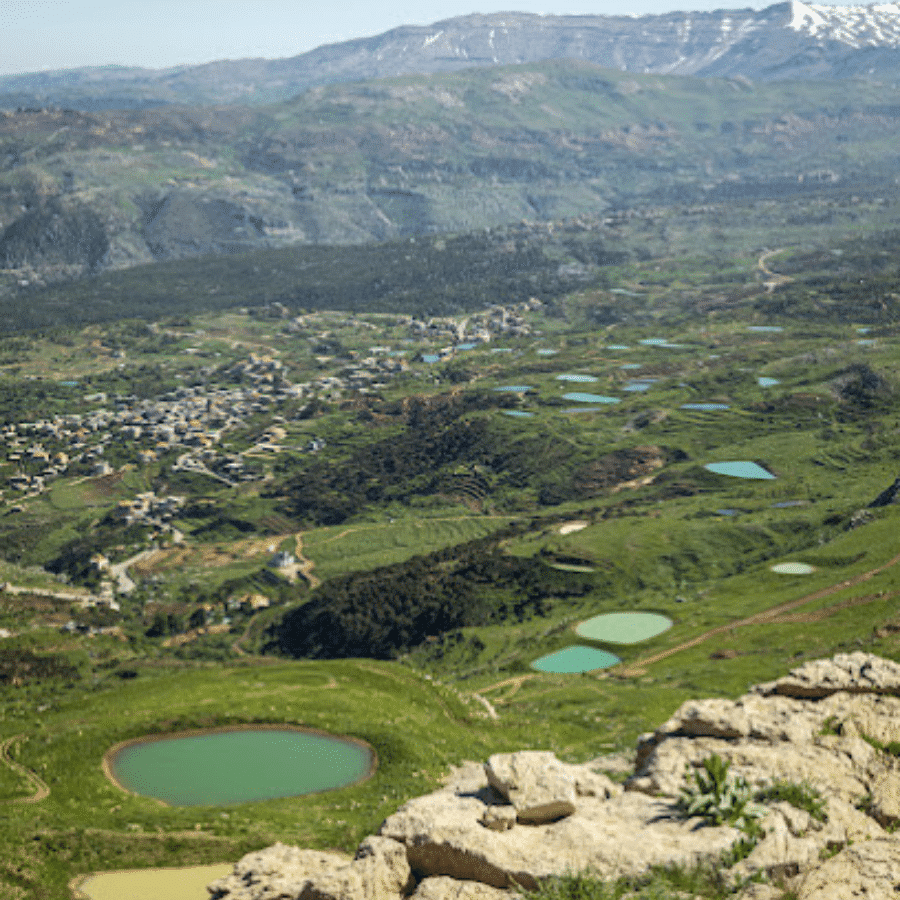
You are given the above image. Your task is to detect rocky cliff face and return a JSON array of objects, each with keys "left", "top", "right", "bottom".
[
  {"left": 208, "top": 652, "right": 900, "bottom": 900},
  {"left": 4, "top": 3, "right": 900, "bottom": 111}
]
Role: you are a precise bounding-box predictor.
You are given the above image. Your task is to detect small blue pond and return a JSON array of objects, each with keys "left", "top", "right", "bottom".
[
  {"left": 758, "top": 377, "right": 780, "bottom": 387},
  {"left": 421, "top": 354, "right": 441, "bottom": 363},
  {"left": 772, "top": 500, "right": 806, "bottom": 508},
  {"left": 681, "top": 403, "right": 730, "bottom": 411},
  {"left": 502, "top": 410, "right": 534, "bottom": 418},
  {"left": 857, "top": 327, "right": 871, "bottom": 334},
  {"left": 705, "top": 461, "right": 776, "bottom": 480},
  {"left": 856, "top": 339, "right": 876, "bottom": 346},
  {"left": 491, "top": 348, "right": 513, "bottom": 353},
  {"left": 607, "top": 344, "right": 631, "bottom": 350},
  {"left": 562, "top": 393, "right": 621, "bottom": 404},
  {"left": 537, "top": 349, "right": 558, "bottom": 356},
  {"left": 620, "top": 363, "right": 643, "bottom": 370},
  {"left": 455, "top": 342, "right": 478, "bottom": 351},
  {"left": 716, "top": 509, "right": 739, "bottom": 516},
  {"left": 494, "top": 385, "right": 533, "bottom": 393},
  {"left": 557, "top": 374, "right": 598, "bottom": 383},
  {"left": 640, "top": 338, "right": 685, "bottom": 349},
  {"left": 531, "top": 646, "right": 621, "bottom": 673},
  {"left": 624, "top": 380, "right": 657, "bottom": 392},
  {"left": 747, "top": 326, "right": 784, "bottom": 333}
]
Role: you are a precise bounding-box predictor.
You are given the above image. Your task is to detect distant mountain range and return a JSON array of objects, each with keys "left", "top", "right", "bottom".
[{"left": 3, "top": 2, "right": 900, "bottom": 110}]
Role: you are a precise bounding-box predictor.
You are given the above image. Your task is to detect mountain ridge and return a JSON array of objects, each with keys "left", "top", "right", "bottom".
[{"left": 3, "top": 2, "right": 900, "bottom": 111}]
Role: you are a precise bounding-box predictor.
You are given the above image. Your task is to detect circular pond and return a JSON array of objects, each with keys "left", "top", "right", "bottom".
[
  {"left": 704, "top": 461, "right": 775, "bottom": 480},
  {"left": 531, "top": 646, "right": 620, "bottom": 673},
  {"left": 105, "top": 727, "right": 374, "bottom": 807},
  {"left": 771, "top": 562, "right": 816, "bottom": 575},
  {"left": 576, "top": 612, "right": 673, "bottom": 644}
]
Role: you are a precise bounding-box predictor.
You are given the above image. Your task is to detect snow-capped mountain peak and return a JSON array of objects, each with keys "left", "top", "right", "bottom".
[{"left": 788, "top": 1, "right": 900, "bottom": 48}]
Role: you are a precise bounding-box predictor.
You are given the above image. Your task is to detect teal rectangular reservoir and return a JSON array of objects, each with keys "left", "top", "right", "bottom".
[
  {"left": 531, "top": 646, "right": 621, "bottom": 673},
  {"left": 704, "top": 461, "right": 775, "bottom": 480}
]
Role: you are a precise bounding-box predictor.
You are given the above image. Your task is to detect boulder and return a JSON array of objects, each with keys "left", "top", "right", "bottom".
[
  {"left": 483, "top": 752, "right": 576, "bottom": 824},
  {"left": 409, "top": 877, "right": 518, "bottom": 899},
  {"left": 752, "top": 652, "right": 900, "bottom": 699},
  {"left": 207, "top": 838, "right": 411, "bottom": 900},
  {"left": 207, "top": 844, "right": 352, "bottom": 900},
  {"left": 796, "top": 835, "right": 900, "bottom": 899}
]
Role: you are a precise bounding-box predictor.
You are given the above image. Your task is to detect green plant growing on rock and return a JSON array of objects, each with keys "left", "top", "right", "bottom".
[
  {"left": 677, "top": 754, "right": 764, "bottom": 832},
  {"left": 754, "top": 780, "right": 827, "bottom": 822}
]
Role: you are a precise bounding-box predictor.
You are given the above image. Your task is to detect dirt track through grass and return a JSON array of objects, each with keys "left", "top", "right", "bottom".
[
  {"left": 0, "top": 734, "right": 50, "bottom": 803},
  {"left": 620, "top": 550, "right": 900, "bottom": 675}
]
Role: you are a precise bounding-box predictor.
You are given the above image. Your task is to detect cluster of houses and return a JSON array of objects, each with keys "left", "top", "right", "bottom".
[
  {"left": 3, "top": 297, "right": 544, "bottom": 502},
  {"left": 406, "top": 300, "right": 539, "bottom": 346}
]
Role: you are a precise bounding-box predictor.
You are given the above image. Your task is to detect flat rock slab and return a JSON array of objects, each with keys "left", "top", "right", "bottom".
[{"left": 753, "top": 652, "right": 900, "bottom": 699}]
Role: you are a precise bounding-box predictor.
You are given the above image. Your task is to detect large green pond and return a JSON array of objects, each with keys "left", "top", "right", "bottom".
[
  {"left": 576, "top": 612, "right": 673, "bottom": 644},
  {"left": 106, "top": 727, "right": 374, "bottom": 807}
]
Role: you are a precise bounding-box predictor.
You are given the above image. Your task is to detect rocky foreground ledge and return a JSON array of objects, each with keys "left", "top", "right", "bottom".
[{"left": 208, "top": 653, "right": 900, "bottom": 900}]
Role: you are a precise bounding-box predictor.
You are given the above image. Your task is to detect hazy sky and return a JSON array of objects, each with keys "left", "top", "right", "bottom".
[{"left": 1, "top": 0, "right": 824, "bottom": 76}]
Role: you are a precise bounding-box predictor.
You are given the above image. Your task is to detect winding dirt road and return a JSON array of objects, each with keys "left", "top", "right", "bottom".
[
  {"left": 619, "top": 549, "right": 900, "bottom": 675},
  {"left": 0, "top": 734, "right": 49, "bottom": 803}
]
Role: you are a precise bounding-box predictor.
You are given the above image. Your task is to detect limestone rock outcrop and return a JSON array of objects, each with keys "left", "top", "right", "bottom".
[
  {"left": 207, "top": 837, "right": 412, "bottom": 900},
  {"left": 209, "top": 653, "right": 900, "bottom": 900},
  {"left": 752, "top": 651, "right": 900, "bottom": 699}
]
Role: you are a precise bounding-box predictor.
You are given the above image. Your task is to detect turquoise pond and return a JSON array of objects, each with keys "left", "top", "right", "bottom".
[
  {"left": 575, "top": 612, "right": 672, "bottom": 644},
  {"left": 455, "top": 342, "right": 478, "bottom": 351},
  {"left": 747, "top": 326, "right": 784, "bottom": 333},
  {"left": 494, "top": 385, "right": 533, "bottom": 392},
  {"left": 531, "top": 646, "right": 621, "bottom": 673},
  {"left": 537, "top": 349, "right": 558, "bottom": 356},
  {"left": 607, "top": 344, "right": 631, "bottom": 350},
  {"left": 562, "top": 393, "right": 621, "bottom": 404},
  {"left": 620, "top": 363, "right": 642, "bottom": 369},
  {"left": 556, "top": 373, "right": 598, "bottom": 383},
  {"left": 758, "top": 377, "right": 780, "bottom": 387},
  {"left": 502, "top": 410, "right": 534, "bottom": 418},
  {"left": 108, "top": 728, "right": 373, "bottom": 807},
  {"left": 421, "top": 354, "right": 441, "bottom": 363},
  {"left": 705, "top": 461, "right": 776, "bottom": 480},
  {"left": 681, "top": 403, "right": 730, "bottom": 411},
  {"left": 623, "top": 380, "right": 656, "bottom": 392}
]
